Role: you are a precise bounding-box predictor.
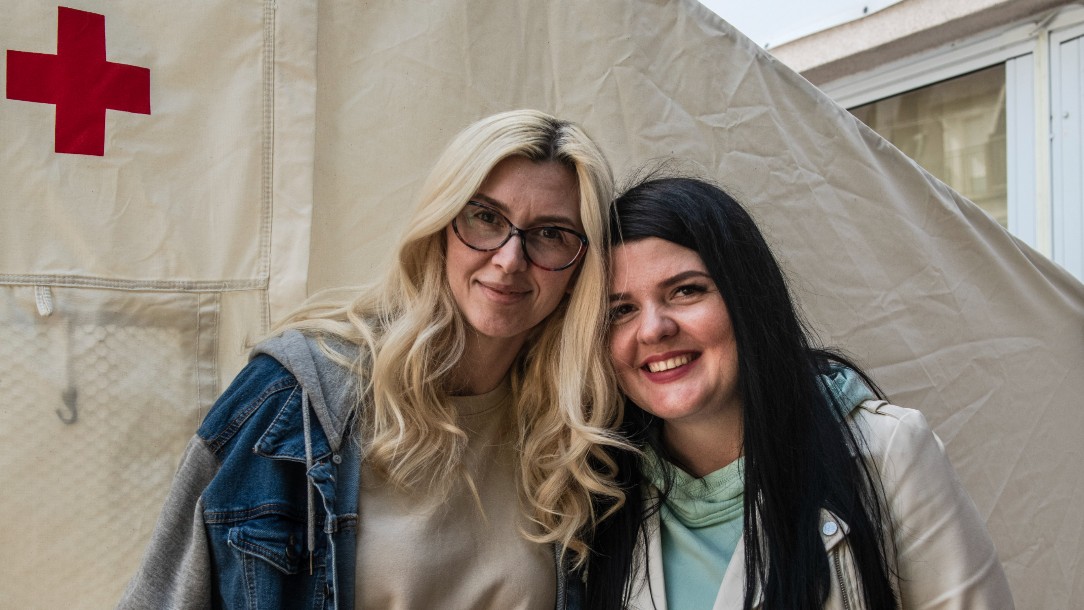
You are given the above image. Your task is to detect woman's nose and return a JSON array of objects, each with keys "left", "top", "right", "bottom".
[
  {"left": 637, "top": 305, "right": 677, "bottom": 344},
  {"left": 491, "top": 233, "right": 529, "bottom": 273}
]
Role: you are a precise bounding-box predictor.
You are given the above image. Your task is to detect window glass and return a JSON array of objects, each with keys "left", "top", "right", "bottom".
[{"left": 851, "top": 65, "right": 1008, "bottom": 226}]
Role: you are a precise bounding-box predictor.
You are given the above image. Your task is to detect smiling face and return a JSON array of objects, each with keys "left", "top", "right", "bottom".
[
  {"left": 445, "top": 156, "right": 583, "bottom": 357},
  {"left": 608, "top": 237, "right": 741, "bottom": 428}
]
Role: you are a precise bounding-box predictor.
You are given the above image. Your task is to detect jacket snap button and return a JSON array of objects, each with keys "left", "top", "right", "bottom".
[
  {"left": 332, "top": 454, "right": 342, "bottom": 465},
  {"left": 822, "top": 521, "right": 839, "bottom": 536}
]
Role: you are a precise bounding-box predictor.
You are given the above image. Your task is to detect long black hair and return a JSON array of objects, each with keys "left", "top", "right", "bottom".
[{"left": 587, "top": 177, "right": 897, "bottom": 610}]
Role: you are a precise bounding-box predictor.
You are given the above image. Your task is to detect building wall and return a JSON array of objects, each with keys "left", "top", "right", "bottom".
[
  {"left": 768, "top": 0, "right": 1084, "bottom": 280},
  {"left": 772, "top": 0, "right": 1071, "bottom": 85}
]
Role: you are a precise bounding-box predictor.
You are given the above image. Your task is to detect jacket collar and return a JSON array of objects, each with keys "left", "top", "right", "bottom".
[
  {"left": 252, "top": 389, "right": 336, "bottom": 462},
  {"left": 630, "top": 502, "right": 851, "bottom": 610},
  {"left": 252, "top": 329, "right": 361, "bottom": 453}
]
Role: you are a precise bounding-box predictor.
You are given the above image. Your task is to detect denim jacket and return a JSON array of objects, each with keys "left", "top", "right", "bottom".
[{"left": 118, "top": 330, "right": 583, "bottom": 609}]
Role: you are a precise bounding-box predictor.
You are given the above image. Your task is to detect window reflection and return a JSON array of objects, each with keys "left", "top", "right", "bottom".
[{"left": 851, "top": 65, "right": 1008, "bottom": 227}]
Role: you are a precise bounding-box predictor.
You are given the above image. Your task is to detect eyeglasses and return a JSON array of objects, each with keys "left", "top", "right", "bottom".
[{"left": 451, "top": 201, "right": 589, "bottom": 271}]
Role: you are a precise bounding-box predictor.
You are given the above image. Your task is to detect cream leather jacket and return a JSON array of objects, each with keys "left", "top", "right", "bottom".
[{"left": 627, "top": 400, "right": 1014, "bottom": 610}]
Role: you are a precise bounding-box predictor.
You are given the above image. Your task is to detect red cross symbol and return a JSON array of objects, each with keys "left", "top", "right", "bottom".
[{"left": 6, "top": 7, "right": 151, "bottom": 156}]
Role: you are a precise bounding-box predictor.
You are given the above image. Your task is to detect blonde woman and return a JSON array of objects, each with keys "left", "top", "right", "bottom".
[{"left": 119, "top": 110, "right": 623, "bottom": 609}]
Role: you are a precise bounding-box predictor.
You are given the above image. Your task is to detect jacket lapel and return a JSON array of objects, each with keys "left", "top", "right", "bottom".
[
  {"left": 628, "top": 500, "right": 668, "bottom": 610},
  {"left": 712, "top": 509, "right": 848, "bottom": 609},
  {"left": 713, "top": 536, "right": 756, "bottom": 609}
]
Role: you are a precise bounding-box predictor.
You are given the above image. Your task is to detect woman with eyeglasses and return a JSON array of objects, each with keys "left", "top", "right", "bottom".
[
  {"left": 587, "top": 176, "right": 1013, "bottom": 609},
  {"left": 119, "top": 110, "right": 623, "bottom": 609}
]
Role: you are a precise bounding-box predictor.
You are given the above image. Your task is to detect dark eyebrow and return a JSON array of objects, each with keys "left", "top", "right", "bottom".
[
  {"left": 608, "top": 270, "right": 713, "bottom": 302},
  {"left": 663, "top": 270, "right": 713, "bottom": 286},
  {"left": 471, "top": 194, "right": 581, "bottom": 228}
]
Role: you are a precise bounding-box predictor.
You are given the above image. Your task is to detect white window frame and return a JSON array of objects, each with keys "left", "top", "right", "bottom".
[
  {"left": 1050, "top": 21, "right": 1084, "bottom": 279},
  {"left": 819, "top": 5, "right": 1084, "bottom": 260}
]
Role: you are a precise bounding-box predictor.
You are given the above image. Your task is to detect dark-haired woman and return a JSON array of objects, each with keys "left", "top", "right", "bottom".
[{"left": 588, "top": 177, "right": 1013, "bottom": 609}]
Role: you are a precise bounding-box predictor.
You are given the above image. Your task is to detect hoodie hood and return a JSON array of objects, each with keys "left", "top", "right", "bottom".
[
  {"left": 252, "top": 329, "right": 361, "bottom": 453},
  {"left": 819, "top": 364, "right": 877, "bottom": 419}
]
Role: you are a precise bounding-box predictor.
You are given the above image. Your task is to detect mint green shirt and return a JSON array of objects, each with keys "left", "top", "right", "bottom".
[
  {"left": 643, "top": 448, "right": 745, "bottom": 610},
  {"left": 640, "top": 366, "right": 874, "bottom": 608}
]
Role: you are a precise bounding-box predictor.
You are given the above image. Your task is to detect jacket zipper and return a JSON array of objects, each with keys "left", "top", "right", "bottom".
[
  {"left": 553, "top": 545, "right": 567, "bottom": 610},
  {"left": 833, "top": 549, "right": 852, "bottom": 610}
]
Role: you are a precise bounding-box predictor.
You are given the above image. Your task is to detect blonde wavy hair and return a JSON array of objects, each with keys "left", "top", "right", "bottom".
[{"left": 279, "top": 110, "right": 624, "bottom": 565}]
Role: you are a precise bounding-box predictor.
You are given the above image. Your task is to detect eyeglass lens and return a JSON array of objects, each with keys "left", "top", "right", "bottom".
[{"left": 454, "top": 202, "right": 586, "bottom": 270}]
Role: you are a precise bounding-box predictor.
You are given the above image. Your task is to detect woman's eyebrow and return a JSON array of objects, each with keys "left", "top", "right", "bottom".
[
  {"left": 471, "top": 193, "right": 580, "bottom": 227},
  {"left": 470, "top": 193, "right": 507, "bottom": 210},
  {"left": 661, "top": 270, "right": 712, "bottom": 287},
  {"left": 608, "top": 270, "right": 712, "bottom": 302}
]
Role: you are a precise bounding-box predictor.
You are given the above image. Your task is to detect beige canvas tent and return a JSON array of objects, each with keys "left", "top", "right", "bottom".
[{"left": 2, "top": 0, "right": 1081, "bottom": 606}]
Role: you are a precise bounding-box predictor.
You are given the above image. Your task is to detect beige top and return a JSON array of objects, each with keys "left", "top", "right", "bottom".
[{"left": 355, "top": 379, "right": 556, "bottom": 609}]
